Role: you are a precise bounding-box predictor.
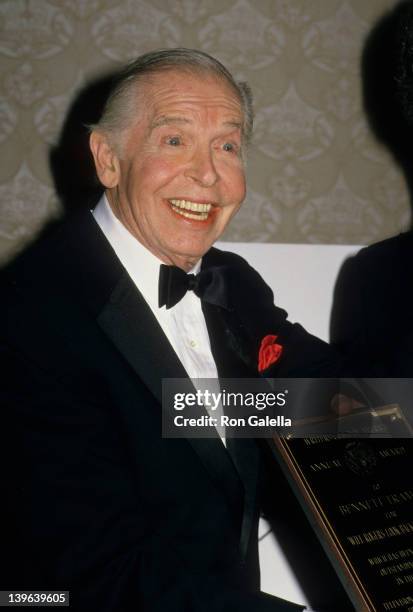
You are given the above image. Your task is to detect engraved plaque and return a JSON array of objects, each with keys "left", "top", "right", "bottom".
[{"left": 271, "top": 409, "right": 413, "bottom": 611}]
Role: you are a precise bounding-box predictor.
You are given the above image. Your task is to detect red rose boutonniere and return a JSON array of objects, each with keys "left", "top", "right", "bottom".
[{"left": 258, "top": 335, "right": 283, "bottom": 373}]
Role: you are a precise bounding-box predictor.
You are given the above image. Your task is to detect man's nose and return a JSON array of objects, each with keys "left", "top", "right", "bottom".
[{"left": 185, "top": 146, "right": 219, "bottom": 187}]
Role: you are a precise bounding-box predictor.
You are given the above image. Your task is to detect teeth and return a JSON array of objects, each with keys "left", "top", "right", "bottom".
[
  {"left": 169, "top": 199, "right": 212, "bottom": 213},
  {"left": 172, "top": 209, "right": 209, "bottom": 221}
]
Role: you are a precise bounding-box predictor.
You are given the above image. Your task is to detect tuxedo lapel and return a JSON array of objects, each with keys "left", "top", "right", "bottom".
[
  {"left": 92, "top": 256, "right": 244, "bottom": 522},
  {"left": 61, "top": 214, "right": 249, "bottom": 544},
  {"left": 97, "top": 272, "right": 187, "bottom": 403},
  {"left": 202, "top": 300, "right": 260, "bottom": 558},
  {"left": 200, "top": 252, "right": 262, "bottom": 559},
  {"left": 201, "top": 301, "right": 253, "bottom": 376}
]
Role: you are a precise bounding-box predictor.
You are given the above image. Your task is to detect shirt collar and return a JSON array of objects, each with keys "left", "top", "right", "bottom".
[{"left": 92, "top": 193, "right": 201, "bottom": 310}]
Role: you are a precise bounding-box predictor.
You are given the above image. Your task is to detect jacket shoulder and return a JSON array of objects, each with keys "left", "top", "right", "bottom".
[
  {"left": 350, "top": 231, "right": 413, "bottom": 268},
  {"left": 204, "top": 246, "right": 251, "bottom": 269}
]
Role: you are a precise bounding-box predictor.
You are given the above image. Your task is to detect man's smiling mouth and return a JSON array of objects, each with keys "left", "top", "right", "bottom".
[{"left": 169, "top": 199, "right": 212, "bottom": 221}]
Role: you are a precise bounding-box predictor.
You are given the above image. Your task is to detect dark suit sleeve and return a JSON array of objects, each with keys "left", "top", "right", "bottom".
[
  {"left": 222, "top": 252, "right": 343, "bottom": 378},
  {"left": 330, "top": 254, "right": 368, "bottom": 372}
]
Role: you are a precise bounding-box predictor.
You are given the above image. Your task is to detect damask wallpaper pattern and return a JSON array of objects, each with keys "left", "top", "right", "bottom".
[{"left": 0, "top": 0, "right": 408, "bottom": 262}]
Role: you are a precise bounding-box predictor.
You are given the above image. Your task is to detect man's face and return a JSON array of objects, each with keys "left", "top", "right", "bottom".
[{"left": 91, "top": 69, "right": 246, "bottom": 270}]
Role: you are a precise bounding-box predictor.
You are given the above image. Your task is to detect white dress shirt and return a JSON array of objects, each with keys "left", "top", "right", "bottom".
[
  {"left": 92, "top": 194, "right": 220, "bottom": 380},
  {"left": 92, "top": 195, "right": 225, "bottom": 442}
]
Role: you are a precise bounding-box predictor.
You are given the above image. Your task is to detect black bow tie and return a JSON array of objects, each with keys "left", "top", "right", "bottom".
[{"left": 158, "top": 264, "right": 231, "bottom": 310}]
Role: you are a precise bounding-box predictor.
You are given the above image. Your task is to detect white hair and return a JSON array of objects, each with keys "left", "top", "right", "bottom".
[{"left": 89, "top": 48, "right": 254, "bottom": 154}]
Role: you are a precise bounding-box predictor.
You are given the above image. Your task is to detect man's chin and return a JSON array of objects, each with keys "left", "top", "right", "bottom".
[{"left": 165, "top": 244, "right": 213, "bottom": 271}]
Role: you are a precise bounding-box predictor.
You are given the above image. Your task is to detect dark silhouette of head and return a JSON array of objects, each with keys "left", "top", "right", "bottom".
[{"left": 362, "top": 0, "right": 413, "bottom": 205}]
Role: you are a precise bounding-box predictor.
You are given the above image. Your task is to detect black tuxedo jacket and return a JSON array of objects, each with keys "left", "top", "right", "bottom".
[
  {"left": 1, "top": 211, "right": 340, "bottom": 611},
  {"left": 331, "top": 231, "right": 413, "bottom": 377}
]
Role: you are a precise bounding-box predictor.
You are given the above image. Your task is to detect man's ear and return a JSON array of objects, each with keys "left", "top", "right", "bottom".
[{"left": 89, "top": 131, "right": 120, "bottom": 188}]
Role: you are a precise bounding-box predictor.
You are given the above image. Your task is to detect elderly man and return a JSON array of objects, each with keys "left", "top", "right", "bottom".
[{"left": 1, "top": 49, "right": 341, "bottom": 611}]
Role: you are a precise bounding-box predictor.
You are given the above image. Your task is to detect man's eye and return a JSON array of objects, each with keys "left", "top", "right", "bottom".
[
  {"left": 222, "top": 142, "right": 236, "bottom": 152},
  {"left": 166, "top": 136, "right": 181, "bottom": 146}
]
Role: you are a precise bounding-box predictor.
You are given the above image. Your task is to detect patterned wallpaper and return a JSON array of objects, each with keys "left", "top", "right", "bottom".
[{"left": 0, "top": 0, "right": 409, "bottom": 263}]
